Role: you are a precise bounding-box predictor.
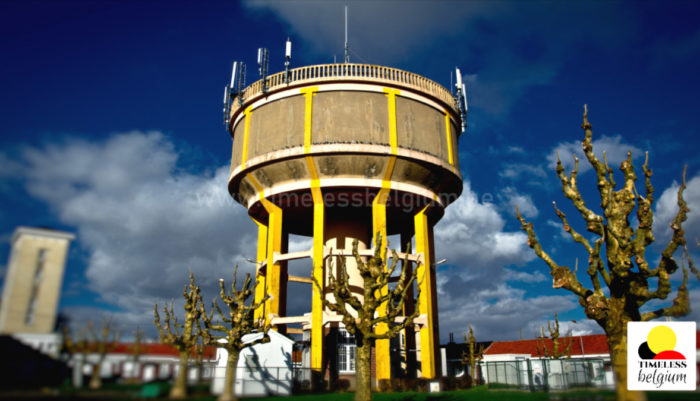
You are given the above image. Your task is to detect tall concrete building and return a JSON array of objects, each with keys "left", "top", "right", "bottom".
[
  {"left": 0, "top": 227, "right": 74, "bottom": 353},
  {"left": 224, "top": 60, "right": 464, "bottom": 385}
]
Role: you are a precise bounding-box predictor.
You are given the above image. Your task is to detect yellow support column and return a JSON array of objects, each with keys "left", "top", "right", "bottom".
[
  {"left": 444, "top": 111, "right": 455, "bottom": 173},
  {"left": 414, "top": 206, "right": 440, "bottom": 378},
  {"left": 246, "top": 172, "right": 285, "bottom": 330},
  {"left": 301, "top": 87, "right": 319, "bottom": 153},
  {"left": 253, "top": 219, "right": 268, "bottom": 322},
  {"left": 264, "top": 202, "right": 284, "bottom": 330},
  {"left": 309, "top": 166, "right": 325, "bottom": 382},
  {"left": 301, "top": 85, "right": 326, "bottom": 382},
  {"left": 240, "top": 106, "right": 253, "bottom": 170},
  {"left": 372, "top": 189, "right": 390, "bottom": 382},
  {"left": 372, "top": 87, "right": 401, "bottom": 382}
]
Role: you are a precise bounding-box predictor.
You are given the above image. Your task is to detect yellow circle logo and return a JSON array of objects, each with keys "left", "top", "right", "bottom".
[{"left": 647, "top": 325, "right": 676, "bottom": 354}]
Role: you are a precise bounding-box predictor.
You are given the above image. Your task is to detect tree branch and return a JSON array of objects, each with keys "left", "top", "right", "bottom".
[
  {"left": 517, "top": 206, "right": 590, "bottom": 298},
  {"left": 555, "top": 152, "right": 605, "bottom": 236},
  {"left": 641, "top": 259, "right": 690, "bottom": 321},
  {"left": 581, "top": 105, "right": 615, "bottom": 211}
]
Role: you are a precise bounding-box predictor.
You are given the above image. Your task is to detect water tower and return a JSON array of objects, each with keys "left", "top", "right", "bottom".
[{"left": 223, "top": 44, "right": 465, "bottom": 383}]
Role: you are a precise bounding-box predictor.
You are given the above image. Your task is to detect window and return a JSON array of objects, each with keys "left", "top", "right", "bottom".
[
  {"left": 25, "top": 249, "right": 47, "bottom": 325},
  {"left": 337, "top": 328, "right": 356, "bottom": 373}
]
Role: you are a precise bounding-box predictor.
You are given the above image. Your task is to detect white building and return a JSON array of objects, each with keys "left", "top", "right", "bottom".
[
  {"left": 67, "top": 342, "right": 217, "bottom": 387},
  {"left": 481, "top": 334, "right": 612, "bottom": 389},
  {"left": 0, "top": 227, "right": 74, "bottom": 358},
  {"left": 210, "top": 330, "right": 294, "bottom": 397}
]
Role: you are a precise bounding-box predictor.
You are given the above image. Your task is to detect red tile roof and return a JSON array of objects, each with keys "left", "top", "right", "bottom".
[
  {"left": 484, "top": 330, "right": 700, "bottom": 357},
  {"left": 483, "top": 334, "right": 609, "bottom": 357}
]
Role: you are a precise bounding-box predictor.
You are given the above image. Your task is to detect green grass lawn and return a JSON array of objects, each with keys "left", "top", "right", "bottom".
[
  {"left": 260, "top": 386, "right": 699, "bottom": 401},
  {"left": 3, "top": 384, "right": 697, "bottom": 401},
  {"left": 262, "top": 386, "right": 607, "bottom": 401}
]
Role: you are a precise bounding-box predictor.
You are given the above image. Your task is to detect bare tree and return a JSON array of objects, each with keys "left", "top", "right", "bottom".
[
  {"left": 62, "top": 324, "right": 89, "bottom": 388},
  {"left": 517, "top": 106, "right": 697, "bottom": 401},
  {"left": 536, "top": 314, "right": 572, "bottom": 359},
  {"left": 462, "top": 325, "right": 484, "bottom": 387},
  {"left": 313, "top": 235, "right": 420, "bottom": 401},
  {"left": 127, "top": 326, "right": 144, "bottom": 382},
  {"left": 192, "top": 335, "right": 206, "bottom": 386},
  {"left": 199, "top": 265, "right": 270, "bottom": 401},
  {"left": 87, "top": 317, "right": 120, "bottom": 389},
  {"left": 154, "top": 272, "right": 203, "bottom": 399}
]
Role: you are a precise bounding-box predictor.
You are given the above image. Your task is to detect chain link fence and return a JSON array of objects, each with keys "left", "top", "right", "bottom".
[
  {"left": 211, "top": 365, "right": 291, "bottom": 396},
  {"left": 484, "top": 358, "right": 609, "bottom": 391}
]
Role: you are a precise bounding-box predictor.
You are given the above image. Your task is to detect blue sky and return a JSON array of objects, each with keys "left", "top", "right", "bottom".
[{"left": 1, "top": 0, "right": 699, "bottom": 342}]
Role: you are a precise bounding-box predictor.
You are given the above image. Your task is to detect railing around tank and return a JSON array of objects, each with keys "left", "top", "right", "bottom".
[{"left": 235, "top": 63, "right": 455, "bottom": 114}]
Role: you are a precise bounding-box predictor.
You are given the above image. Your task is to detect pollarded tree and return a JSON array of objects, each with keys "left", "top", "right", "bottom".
[
  {"left": 87, "top": 317, "right": 121, "bottom": 389},
  {"left": 154, "top": 272, "right": 203, "bottom": 399},
  {"left": 517, "top": 106, "right": 697, "bottom": 401},
  {"left": 313, "top": 235, "right": 420, "bottom": 401},
  {"left": 62, "top": 323, "right": 90, "bottom": 388},
  {"left": 462, "top": 325, "right": 484, "bottom": 387},
  {"left": 127, "top": 326, "right": 144, "bottom": 382},
  {"left": 192, "top": 334, "right": 206, "bottom": 385},
  {"left": 199, "top": 266, "right": 270, "bottom": 401},
  {"left": 536, "top": 313, "right": 572, "bottom": 359}
]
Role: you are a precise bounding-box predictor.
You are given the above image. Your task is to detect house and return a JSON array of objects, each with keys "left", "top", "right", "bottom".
[
  {"left": 483, "top": 330, "right": 700, "bottom": 388},
  {"left": 481, "top": 334, "right": 612, "bottom": 389},
  {"left": 482, "top": 334, "right": 610, "bottom": 361},
  {"left": 68, "top": 342, "right": 218, "bottom": 387},
  {"left": 210, "top": 330, "right": 294, "bottom": 397}
]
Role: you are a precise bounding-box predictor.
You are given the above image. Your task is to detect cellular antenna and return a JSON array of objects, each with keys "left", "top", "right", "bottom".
[
  {"left": 285, "top": 38, "right": 292, "bottom": 84},
  {"left": 223, "top": 85, "right": 231, "bottom": 126},
  {"left": 344, "top": 5, "right": 349, "bottom": 63},
  {"left": 224, "top": 61, "right": 247, "bottom": 126},
  {"left": 454, "top": 67, "right": 468, "bottom": 133},
  {"left": 258, "top": 47, "right": 270, "bottom": 93}
]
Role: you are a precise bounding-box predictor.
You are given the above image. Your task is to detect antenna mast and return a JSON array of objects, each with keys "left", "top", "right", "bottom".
[
  {"left": 285, "top": 38, "right": 292, "bottom": 84},
  {"left": 223, "top": 61, "right": 246, "bottom": 127},
  {"left": 454, "top": 67, "right": 468, "bottom": 134},
  {"left": 344, "top": 5, "right": 349, "bottom": 63},
  {"left": 258, "top": 47, "right": 269, "bottom": 93}
]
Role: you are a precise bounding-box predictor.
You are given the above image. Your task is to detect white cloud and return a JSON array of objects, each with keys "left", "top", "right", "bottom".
[
  {"left": 540, "top": 318, "right": 601, "bottom": 338},
  {"left": 499, "top": 186, "right": 538, "bottom": 219},
  {"left": 503, "top": 268, "right": 547, "bottom": 284},
  {"left": 437, "top": 279, "right": 583, "bottom": 341},
  {"left": 434, "top": 181, "right": 533, "bottom": 269},
  {"left": 432, "top": 181, "right": 561, "bottom": 340},
  {"left": 499, "top": 163, "right": 547, "bottom": 181},
  {"left": 7, "top": 132, "right": 257, "bottom": 336},
  {"left": 547, "top": 135, "right": 643, "bottom": 174},
  {"left": 654, "top": 174, "right": 700, "bottom": 248},
  {"left": 288, "top": 236, "right": 313, "bottom": 253}
]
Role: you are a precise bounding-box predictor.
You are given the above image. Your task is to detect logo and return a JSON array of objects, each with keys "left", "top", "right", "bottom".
[{"left": 628, "top": 322, "right": 696, "bottom": 391}]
